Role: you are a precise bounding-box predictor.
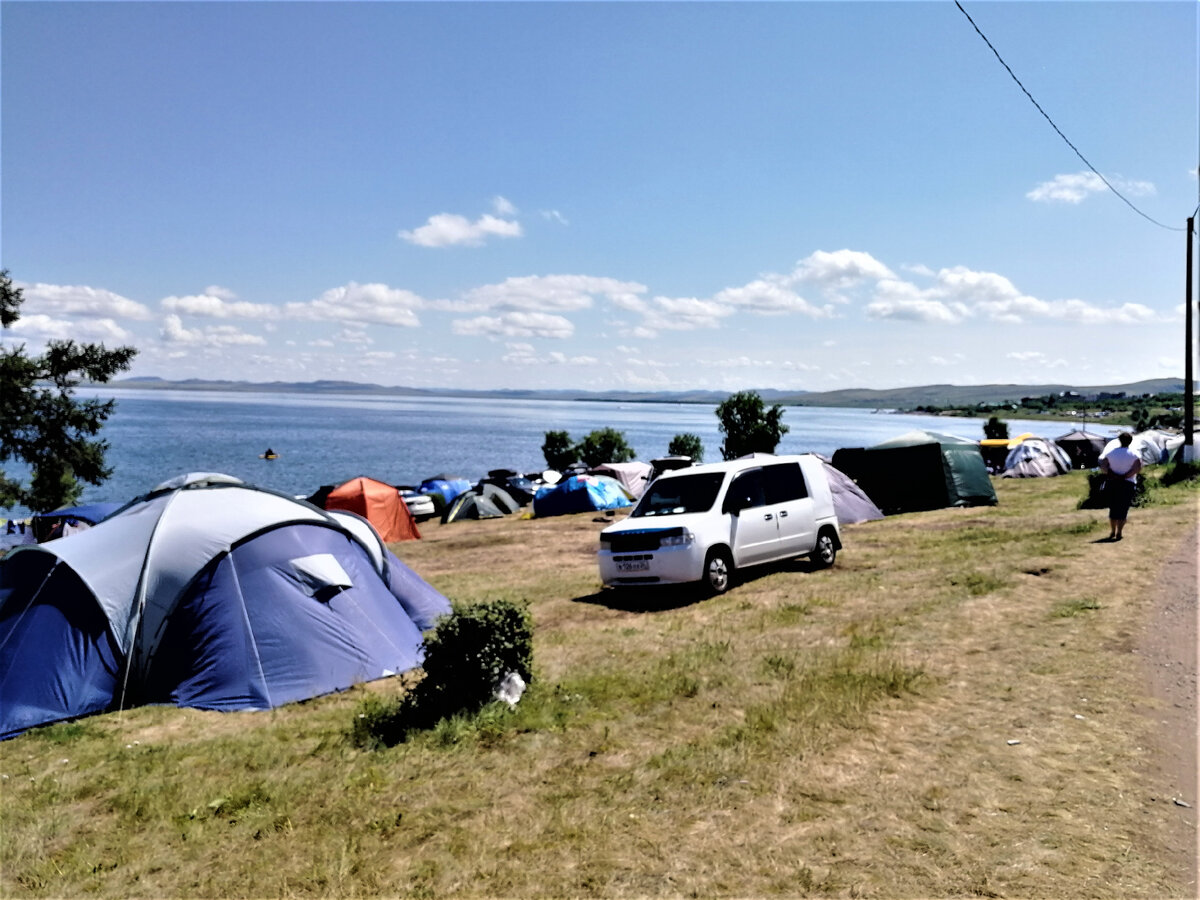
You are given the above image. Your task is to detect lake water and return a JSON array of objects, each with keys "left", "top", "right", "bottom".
[{"left": 3, "top": 388, "right": 1086, "bottom": 515}]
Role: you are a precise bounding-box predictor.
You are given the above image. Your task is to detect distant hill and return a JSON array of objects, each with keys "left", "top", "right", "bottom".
[{"left": 107, "top": 376, "right": 1191, "bottom": 410}]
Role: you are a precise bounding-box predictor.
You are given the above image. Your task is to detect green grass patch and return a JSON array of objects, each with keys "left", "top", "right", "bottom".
[{"left": 1051, "top": 597, "right": 1103, "bottom": 618}]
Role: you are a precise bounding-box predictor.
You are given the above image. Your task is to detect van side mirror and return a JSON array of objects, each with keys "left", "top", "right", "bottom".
[{"left": 723, "top": 495, "right": 745, "bottom": 515}]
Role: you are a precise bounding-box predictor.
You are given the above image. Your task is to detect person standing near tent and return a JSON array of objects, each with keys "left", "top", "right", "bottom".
[{"left": 1099, "top": 432, "right": 1142, "bottom": 541}]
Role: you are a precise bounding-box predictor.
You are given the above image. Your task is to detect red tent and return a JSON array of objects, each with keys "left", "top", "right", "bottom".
[{"left": 324, "top": 477, "right": 421, "bottom": 542}]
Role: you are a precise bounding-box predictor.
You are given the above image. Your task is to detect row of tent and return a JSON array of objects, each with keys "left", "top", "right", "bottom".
[
  {"left": 0, "top": 473, "right": 452, "bottom": 741},
  {"left": 986, "top": 428, "right": 1194, "bottom": 479}
]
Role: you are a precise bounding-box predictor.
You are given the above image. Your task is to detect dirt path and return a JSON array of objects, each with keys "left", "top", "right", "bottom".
[{"left": 1138, "top": 523, "right": 1198, "bottom": 895}]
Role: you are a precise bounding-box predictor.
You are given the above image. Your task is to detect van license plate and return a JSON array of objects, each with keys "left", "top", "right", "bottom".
[{"left": 617, "top": 560, "right": 650, "bottom": 573}]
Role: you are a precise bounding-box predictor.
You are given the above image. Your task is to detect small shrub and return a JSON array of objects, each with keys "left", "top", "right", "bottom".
[
  {"left": 352, "top": 599, "right": 533, "bottom": 747},
  {"left": 1078, "top": 471, "right": 1152, "bottom": 510}
]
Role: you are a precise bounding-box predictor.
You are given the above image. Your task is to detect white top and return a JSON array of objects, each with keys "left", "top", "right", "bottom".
[{"left": 1103, "top": 446, "right": 1140, "bottom": 482}]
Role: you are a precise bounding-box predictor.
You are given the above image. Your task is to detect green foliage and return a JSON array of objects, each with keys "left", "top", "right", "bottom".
[
  {"left": 715, "top": 390, "right": 789, "bottom": 460},
  {"left": 541, "top": 430, "right": 576, "bottom": 471},
  {"left": 352, "top": 599, "right": 534, "bottom": 747},
  {"left": 0, "top": 270, "right": 137, "bottom": 512},
  {"left": 667, "top": 432, "right": 704, "bottom": 462},
  {"left": 1160, "top": 459, "right": 1200, "bottom": 487},
  {"left": 1078, "top": 471, "right": 1152, "bottom": 510},
  {"left": 983, "top": 416, "right": 1009, "bottom": 440},
  {"left": 542, "top": 427, "right": 636, "bottom": 469},
  {"left": 576, "top": 427, "right": 635, "bottom": 467}
]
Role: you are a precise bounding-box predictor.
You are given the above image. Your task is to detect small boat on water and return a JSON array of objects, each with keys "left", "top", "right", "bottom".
[{"left": 260, "top": 447, "right": 278, "bottom": 460}]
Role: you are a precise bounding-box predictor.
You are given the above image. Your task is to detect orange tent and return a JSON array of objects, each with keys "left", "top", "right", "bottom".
[{"left": 324, "top": 477, "right": 421, "bottom": 542}]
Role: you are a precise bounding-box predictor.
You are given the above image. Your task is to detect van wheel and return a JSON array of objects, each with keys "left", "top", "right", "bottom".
[
  {"left": 703, "top": 547, "right": 733, "bottom": 595},
  {"left": 811, "top": 532, "right": 837, "bottom": 569}
]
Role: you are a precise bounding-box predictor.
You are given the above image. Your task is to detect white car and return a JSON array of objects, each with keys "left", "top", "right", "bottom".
[{"left": 597, "top": 454, "right": 841, "bottom": 595}]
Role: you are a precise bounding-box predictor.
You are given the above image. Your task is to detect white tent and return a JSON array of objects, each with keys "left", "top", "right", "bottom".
[
  {"left": 1102, "top": 434, "right": 1161, "bottom": 468},
  {"left": 1002, "top": 437, "right": 1072, "bottom": 478}
]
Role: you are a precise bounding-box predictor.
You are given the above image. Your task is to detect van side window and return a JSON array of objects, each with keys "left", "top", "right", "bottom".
[
  {"left": 764, "top": 462, "right": 808, "bottom": 503},
  {"left": 725, "top": 468, "right": 765, "bottom": 512}
]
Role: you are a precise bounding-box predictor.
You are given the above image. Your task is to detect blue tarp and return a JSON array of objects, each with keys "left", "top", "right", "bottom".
[
  {"left": 418, "top": 477, "right": 473, "bottom": 505},
  {"left": 533, "top": 475, "right": 632, "bottom": 518}
]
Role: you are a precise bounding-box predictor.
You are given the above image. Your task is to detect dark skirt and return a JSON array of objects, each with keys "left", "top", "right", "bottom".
[{"left": 1107, "top": 478, "right": 1136, "bottom": 520}]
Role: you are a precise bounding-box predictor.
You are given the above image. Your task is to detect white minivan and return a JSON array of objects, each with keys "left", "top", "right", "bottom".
[{"left": 597, "top": 454, "right": 841, "bottom": 594}]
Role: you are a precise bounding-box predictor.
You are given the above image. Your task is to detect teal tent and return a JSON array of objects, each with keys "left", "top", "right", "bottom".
[{"left": 831, "top": 430, "right": 996, "bottom": 514}]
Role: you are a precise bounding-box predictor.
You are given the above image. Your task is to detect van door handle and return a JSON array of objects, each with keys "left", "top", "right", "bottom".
[
  {"left": 779, "top": 510, "right": 788, "bottom": 518},
  {"left": 763, "top": 513, "right": 773, "bottom": 521}
]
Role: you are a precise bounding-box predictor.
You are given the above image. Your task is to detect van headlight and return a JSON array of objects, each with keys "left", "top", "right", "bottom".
[{"left": 658, "top": 528, "right": 695, "bottom": 547}]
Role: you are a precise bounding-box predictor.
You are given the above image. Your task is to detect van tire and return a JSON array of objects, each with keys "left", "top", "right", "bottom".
[
  {"left": 811, "top": 531, "right": 837, "bottom": 569},
  {"left": 703, "top": 547, "right": 734, "bottom": 595}
]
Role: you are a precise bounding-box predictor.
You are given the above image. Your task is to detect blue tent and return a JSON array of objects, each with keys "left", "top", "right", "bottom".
[
  {"left": 0, "top": 473, "right": 450, "bottom": 740},
  {"left": 30, "top": 502, "right": 123, "bottom": 542},
  {"left": 532, "top": 474, "right": 633, "bottom": 518},
  {"left": 33, "top": 503, "right": 122, "bottom": 526},
  {"left": 418, "top": 475, "right": 473, "bottom": 506}
]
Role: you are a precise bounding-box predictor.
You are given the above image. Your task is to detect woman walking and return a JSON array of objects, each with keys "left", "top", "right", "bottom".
[{"left": 1099, "top": 432, "right": 1142, "bottom": 541}]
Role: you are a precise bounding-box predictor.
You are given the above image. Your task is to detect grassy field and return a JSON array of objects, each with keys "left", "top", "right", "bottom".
[{"left": 1, "top": 470, "right": 1196, "bottom": 898}]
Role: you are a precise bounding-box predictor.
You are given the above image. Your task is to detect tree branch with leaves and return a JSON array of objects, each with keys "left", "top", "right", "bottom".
[{"left": 0, "top": 270, "right": 137, "bottom": 512}]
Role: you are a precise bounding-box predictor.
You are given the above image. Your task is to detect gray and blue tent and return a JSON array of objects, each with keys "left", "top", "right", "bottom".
[{"left": 0, "top": 473, "right": 450, "bottom": 740}]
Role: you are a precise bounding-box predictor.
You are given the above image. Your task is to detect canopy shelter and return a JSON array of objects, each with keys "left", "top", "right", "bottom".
[
  {"left": 323, "top": 476, "right": 421, "bottom": 542},
  {"left": 0, "top": 473, "right": 449, "bottom": 740},
  {"left": 832, "top": 430, "right": 997, "bottom": 515}
]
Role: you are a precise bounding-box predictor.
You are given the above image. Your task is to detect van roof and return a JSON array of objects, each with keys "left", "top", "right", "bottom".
[{"left": 653, "top": 453, "right": 811, "bottom": 480}]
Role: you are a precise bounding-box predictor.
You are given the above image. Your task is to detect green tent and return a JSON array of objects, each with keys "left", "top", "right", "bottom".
[{"left": 831, "top": 430, "right": 997, "bottom": 515}]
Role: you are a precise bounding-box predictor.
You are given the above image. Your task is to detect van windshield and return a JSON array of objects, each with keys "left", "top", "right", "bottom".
[{"left": 632, "top": 472, "right": 726, "bottom": 517}]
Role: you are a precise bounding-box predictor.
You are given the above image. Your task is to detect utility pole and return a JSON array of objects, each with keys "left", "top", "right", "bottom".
[{"left": 1186, "top": 216, "right": 1195, "bottom": 462}]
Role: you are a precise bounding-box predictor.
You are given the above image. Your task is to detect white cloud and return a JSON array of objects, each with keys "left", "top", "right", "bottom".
[
  {"left": 1027, "top": 171, "right": 1155, "bottom": 204},
  {"left": 448, "top": 274, "right": 647, "bottom": 314},
  {"left": 161, "top": 290, "right": 278, "bottom": 320},
  {"left": 867, "top": 278, "right": 966, "bottom": 323},
  {"left": 5, "top": 314, "right": 133, "bottom": 342},
  {"left": 334, "top": 328, "right": 373, "bottom": 345},
  {"left": 286, "top": 282, "right": 422, "bottom": 328},
  {"left": 541, "top": 209, "right": 570, "bottom": 226},
  {"left": 635, "top": 296, "right": 735, "bottom": 335},
  {"left": 452, "top": 311, "right": 574, "bottom": 339},
  {"left": 713, "top": 278, "right": 833, "bottom": 317},
  {"left": 16, "top": 282, "right": 152, "bottom": 320},
  {"left": 399, "top": 207, "right": 523, "bottom": 247},
  {"left": 792, "top": 249, "right": 896, "bottom": 288},
  {"left": 867, "top": 265, "right": 1162, "bottom": 326},
  {"left": 491, "top": 195, "right": 517, "bottom": 216},
  {"left": 160, "top": 314, "right": 266, "bottom": 346}
]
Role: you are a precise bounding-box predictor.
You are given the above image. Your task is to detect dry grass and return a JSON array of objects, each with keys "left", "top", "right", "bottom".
[{"left": 0, "top": 471, "right": 1195, "bottom": 898}]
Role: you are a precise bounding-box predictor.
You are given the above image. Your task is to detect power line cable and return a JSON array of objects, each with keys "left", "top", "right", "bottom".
[{"left": 955, "top": 1, "right": 1186, "bottom": 232}]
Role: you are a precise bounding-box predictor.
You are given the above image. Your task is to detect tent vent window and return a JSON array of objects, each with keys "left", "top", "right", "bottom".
[{"left": 289, "top": 554, "right": 354, "bottom": 602}]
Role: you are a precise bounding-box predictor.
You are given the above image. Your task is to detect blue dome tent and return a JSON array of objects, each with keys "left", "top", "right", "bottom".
[
  {"left": 532, "top": 474, "right": 633, "bottom": 518},
  {"left": 0, "top": 473, "right": 450, "bottom": 740}
]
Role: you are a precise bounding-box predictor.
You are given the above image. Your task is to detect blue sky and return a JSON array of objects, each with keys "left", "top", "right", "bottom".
[{"left": 2, "top": 1, "right": 1197, "bottom": 392}]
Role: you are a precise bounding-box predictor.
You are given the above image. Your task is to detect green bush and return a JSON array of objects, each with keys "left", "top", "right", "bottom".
[
  {"left": 352, "top": 598, "right": 534, "bottom": 748},
  {"left": 1078, "top": 471, "right": 1152, "bottom": 510}
]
